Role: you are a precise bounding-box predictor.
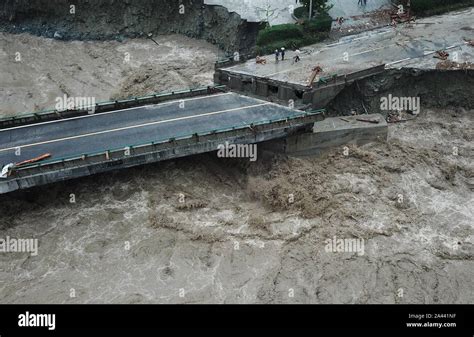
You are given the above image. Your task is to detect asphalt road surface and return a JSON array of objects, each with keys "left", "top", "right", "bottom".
[
  {"left": 0, "top": 93, "right": 300, "bottom": 166},
  {"left": 224, "top": 8, "right": 474, "bottom": 85}
]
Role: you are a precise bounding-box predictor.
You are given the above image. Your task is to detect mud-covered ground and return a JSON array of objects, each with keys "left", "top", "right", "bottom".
[
  {"left": 0, "top": 105, "right": 472, "bottom": 303},
  {"left": 0, "top": 32, "right": 219, "bottom": 117}
]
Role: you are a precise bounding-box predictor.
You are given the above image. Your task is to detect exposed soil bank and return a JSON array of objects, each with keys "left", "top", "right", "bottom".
[
  {"left": 326, "top": 69, "right": 474, "bottom": 117},
  {"left": 0, "top": 0, "right": 259, "bottom": 54}
]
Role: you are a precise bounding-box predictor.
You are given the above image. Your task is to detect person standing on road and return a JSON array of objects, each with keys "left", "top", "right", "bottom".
[
  {"left": 281, "top": 47, "right": 286, "bottom": 61},
  {"left": 275, "top": 49, "right": 280, "bottom": 62},
  {"left": 293, "top": 49, "right": 301, "bottom": 63}
]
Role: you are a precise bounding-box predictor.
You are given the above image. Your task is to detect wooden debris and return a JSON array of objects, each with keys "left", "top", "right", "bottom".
[
  {"left": 356, "top": 118, "right": 380, "bottom": 124},
  {"left": 256, "top": 56, "right": 267, "bottom": 64},
  {"left": 463, "top": 38, "right": 474, "bottom": 47},
  {"left": 433, "top": 50, "right": 449, "bottom": 60}
]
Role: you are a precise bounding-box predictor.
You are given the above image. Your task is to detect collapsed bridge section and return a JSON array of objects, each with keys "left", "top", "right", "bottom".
[{"left": 0, "top": 92, "right": 323, "bottom": 194}]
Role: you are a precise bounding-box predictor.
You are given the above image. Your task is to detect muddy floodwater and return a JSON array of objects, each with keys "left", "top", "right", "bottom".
[
  {"left": 0, "top": 30, "right": 473, "bottom": 304},
  {"left": 0, "top": 32, "right": 219, "bottom": 117},
  {"left": 0, "top": 106, "right": 472, "bottom": 303}
]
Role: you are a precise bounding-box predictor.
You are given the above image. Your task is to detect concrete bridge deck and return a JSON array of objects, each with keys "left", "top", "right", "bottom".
[
  {"left": 0, "top": 92, "right": 323, "bottom": 194},
  {"left": 0, "top": 92, "right": 300, "bottom": 165},
  {"left": 221, "top": 8, "right": 473, "bottom": 86},
  {"left": 215, "top": 8, "right": 474, "bottom": 108}
]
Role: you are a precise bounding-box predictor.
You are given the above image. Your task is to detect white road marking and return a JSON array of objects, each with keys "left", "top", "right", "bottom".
[
  {"left": 228, "top": 18, "right": 469, "bottom": 79},
  {"left": 349, "top": 45, "right": 388, "bottom": 57},
  {"left": 385, "top": 57, "right": 411, "bottom": 66},
  {"left": 352, "top": 36, "right": 370, "bottom": 41},
  {"left": 0, "top": 102, "right": 271, "bottom": 153},
  {"left": 0, "top": 92, "right": 234, "bottom": 132}
]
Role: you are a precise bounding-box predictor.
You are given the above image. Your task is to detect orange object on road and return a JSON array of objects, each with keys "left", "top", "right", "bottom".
[
  {"left": 308, "top": 65, "right": 323, "bottom": 88},
  {"left": 256, "top": 56, "right": 267, "bottom": 64},
  {"left": 15, "top": 153, "right": 51, "bottom": 167}
]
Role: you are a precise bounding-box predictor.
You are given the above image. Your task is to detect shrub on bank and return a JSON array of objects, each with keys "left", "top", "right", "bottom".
[
  {"left": 256, "top": 24, "right": 304, "bottom": 46},
  {"left": 256, "top": 33, "right": 329, "bottom": 55},
  {"left": 256, "top": 11, "right": 333, "bottom": 55},
  {"left": 303, "top": 13, "right": 333, "bottom": 33},
  {"left": 293, "top": 6, "right": 308, "bottom": 19}
]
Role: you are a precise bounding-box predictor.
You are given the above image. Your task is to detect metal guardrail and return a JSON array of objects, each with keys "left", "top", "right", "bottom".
[
  {"left": 215, "top": 53, "right": 256, "bottom": 69},
  {"left": 0, "top": 85, "right": 228, "bottom": 129},
  {"left": 14, "top": 109, "right": 325, "bottom": 174}
]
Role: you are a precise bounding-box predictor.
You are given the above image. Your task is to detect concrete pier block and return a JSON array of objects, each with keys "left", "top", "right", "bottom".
[
  {"left": 255, "top": 80, "right": 269, "bottom": 97},
  {"left": 229, "top": 75, "right": 243, "bottom": 91},
  {"left": 285, "top": 114, "right": 388, "bottom": 156}
]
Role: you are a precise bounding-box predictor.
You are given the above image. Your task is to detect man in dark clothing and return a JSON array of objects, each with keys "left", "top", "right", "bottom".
[{"left": 293, "top": 49, "right": 301, "bottom": 64}]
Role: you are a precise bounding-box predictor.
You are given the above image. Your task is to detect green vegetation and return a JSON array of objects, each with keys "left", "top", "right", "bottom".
[
  {"left": 410, "top": 0, "right": 474, "bottom": 16},
  {"left": 293, "top": 6, "right": 308, "bottom": 20},
  {"left": 256, "top": 24, "right": 304, "bottom": 46},
  {"left": 256, "top": 33, "right": 328, "bottom": 55},
  {"left": 257, "top": 7, "right": 333, "bottom": 55},
  {"left": 299, "top": 0, "right": 334, "bottom": 16},
  {"left": 303, "top": 13, "right": 333, "bottom": 33}
]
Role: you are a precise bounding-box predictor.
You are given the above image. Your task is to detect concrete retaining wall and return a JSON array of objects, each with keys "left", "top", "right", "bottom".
[
  {"left": 214, "top": 64, "right": 386, "bottom": 109},
  {"left": 284, "top": 114, "right": 388, "bottom": 156}
]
